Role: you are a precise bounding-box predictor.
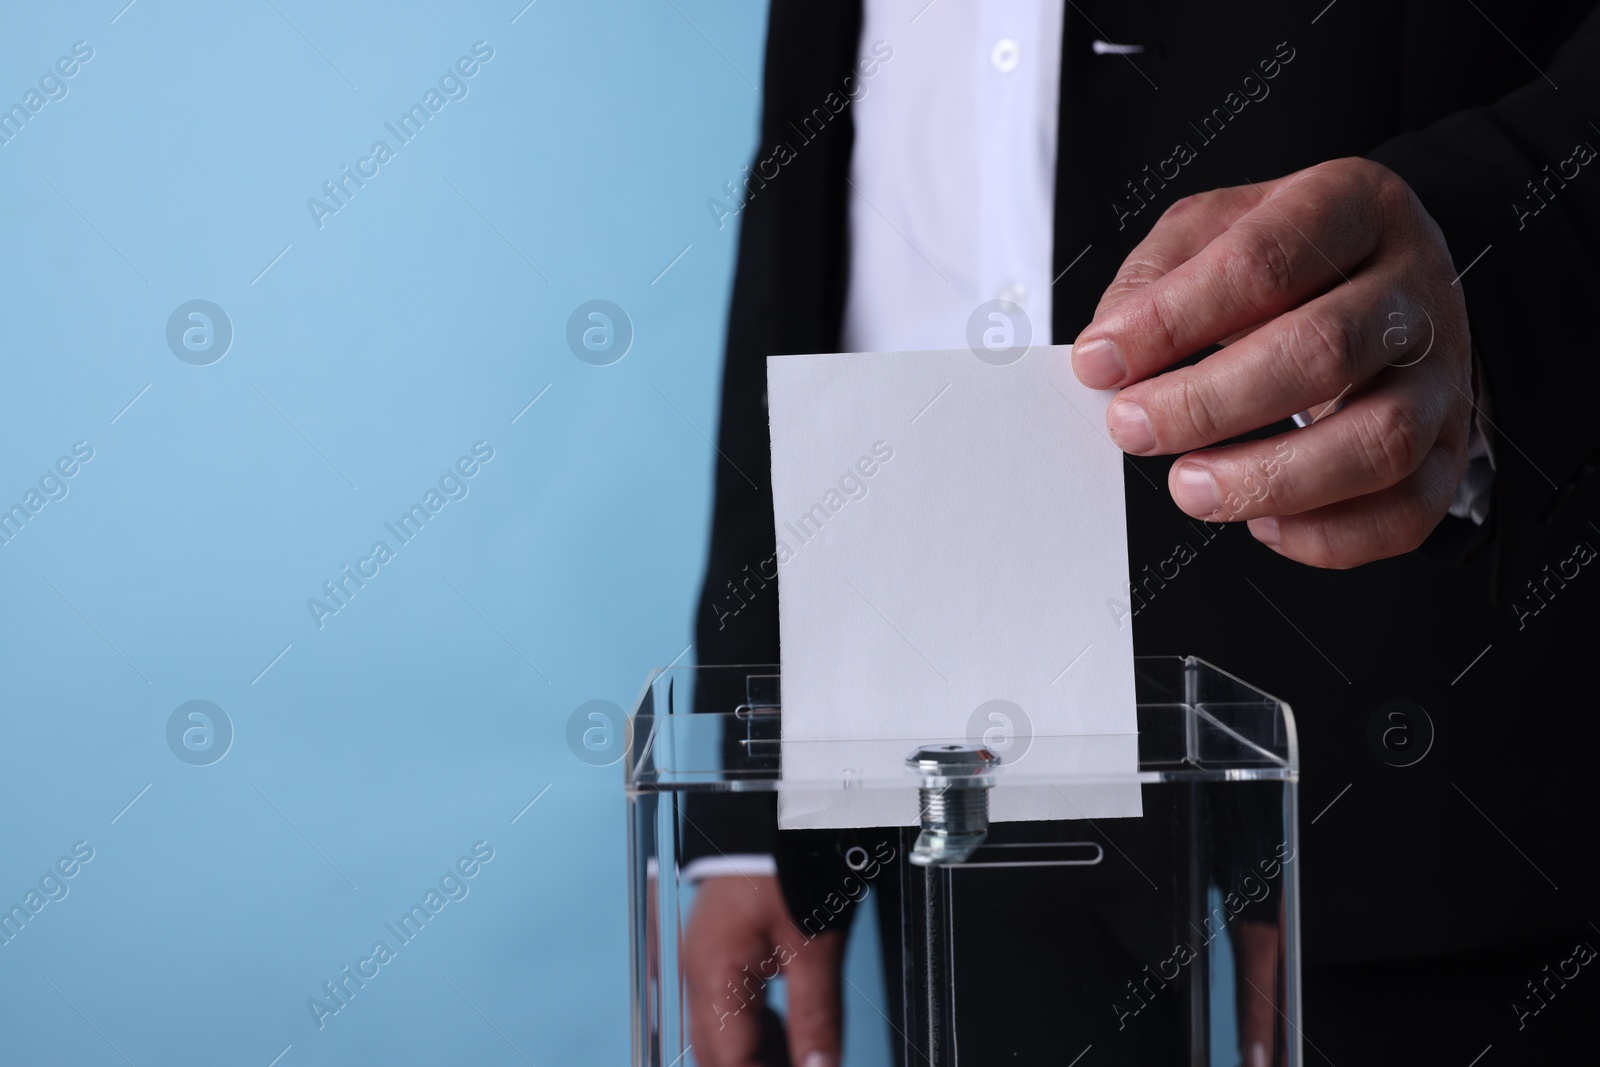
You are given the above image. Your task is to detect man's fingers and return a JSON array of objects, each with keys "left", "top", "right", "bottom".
[
  {"left": 1106, "top": 272, "right": 1420, "bottom": 455},
  {"left": 1235, "top": 921, "right": 1281, "bottom": 1067},
  {"left": 686, "top": 945, "right": 768, "bottom": 1067},
  {"left": 684, "top": 877, "right": 782, "bottom": 1067},
  {"left": 1164, "top": 368, "right": 1456, "bottom": 524},
  {"left": 1089, "top": 184, "right": 1265, "bottom": 322},
  {"left": 1074, "top": 162, "right": 1387, "bottom": 389},
  {"left": 784, "top": 930, "right": 846, "bottom": 1067},
  {"left": 1246, "top": 440, "right": 1467, "bottom": 568}
]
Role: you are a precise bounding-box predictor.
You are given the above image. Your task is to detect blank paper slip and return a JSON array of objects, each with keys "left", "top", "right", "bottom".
[{"left": 766, "top": 345, "right": 1141, "bottom": 830}]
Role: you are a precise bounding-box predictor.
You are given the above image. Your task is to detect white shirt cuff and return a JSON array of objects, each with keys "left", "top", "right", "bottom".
[
  {"left": 1447, "top": 415, "right": 1495, "bottom": 526},
  {"left": 681, "top": 854, "right": 778, "bottom": 882}
]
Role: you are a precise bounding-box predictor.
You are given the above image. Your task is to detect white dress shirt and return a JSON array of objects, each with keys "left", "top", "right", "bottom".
[{"left": 842, "top": 0, "right": 1065, "bottom": 352}]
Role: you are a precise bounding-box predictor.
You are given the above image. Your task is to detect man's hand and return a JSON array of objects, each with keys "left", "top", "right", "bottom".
[
  {"left": 684, "top": 875, "right": 845, "bottom": 1067},
  {"left": 1072, "top": 157, "right": 1474, "bottom": 569},
  {"left": 1235, "top": 919, "right": 1283, "bottom": 1067}
]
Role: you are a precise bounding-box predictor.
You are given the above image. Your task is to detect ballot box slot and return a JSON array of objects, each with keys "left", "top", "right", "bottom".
[{"left": 933, "top": 839, "right": 1104, "bottom": 869}]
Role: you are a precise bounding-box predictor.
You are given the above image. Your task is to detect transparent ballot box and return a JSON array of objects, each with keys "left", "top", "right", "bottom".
[{"left": 626, "top": 657, "right": 1300, "bottom": 1066}]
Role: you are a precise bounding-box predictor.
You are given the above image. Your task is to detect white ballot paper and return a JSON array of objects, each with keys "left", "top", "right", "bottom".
[{"left": 767, "top": 344, "right": 1140, "bottom": 829}]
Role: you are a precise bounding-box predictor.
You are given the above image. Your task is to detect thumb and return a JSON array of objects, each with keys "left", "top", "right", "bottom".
[{"left": 782, "top": 930, "right": 846, "bottom": 1067}]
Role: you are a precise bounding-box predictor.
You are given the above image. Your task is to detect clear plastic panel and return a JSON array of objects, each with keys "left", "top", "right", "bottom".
[{"left": 628, "top": 657, "right": 1300, "bottom": 1066}]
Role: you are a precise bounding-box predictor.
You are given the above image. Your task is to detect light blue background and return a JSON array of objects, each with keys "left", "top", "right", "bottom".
[{"left": 0, "top": 2, "right": 894, "bottom": 1064}]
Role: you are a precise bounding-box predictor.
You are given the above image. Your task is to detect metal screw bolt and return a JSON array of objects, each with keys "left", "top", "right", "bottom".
[{"left": 906, "top": 744, "right": 1000, "bottom": 866}]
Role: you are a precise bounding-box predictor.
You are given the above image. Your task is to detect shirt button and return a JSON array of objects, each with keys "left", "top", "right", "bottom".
[
  {"left": 999, "top": 282, "right": 1028, "bottom": 307},
  {"left": 990, "top": 38, "right": 1021, "bottom": 73}
]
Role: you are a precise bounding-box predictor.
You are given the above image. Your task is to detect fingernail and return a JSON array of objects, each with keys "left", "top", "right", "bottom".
[
  {"left": 1248, "top": 516, "right": 1281, "bottom": 548},
  {"left": 804, "top": 1053, "right": 836, "bottom": 1067},
  {"left": 1172, "top": 465, "right": 1220, "bottom": 516},
  {"left": 1073, "top": 337, "right": 1125, "bottom": 389},
  {"left": 1107, "top": 399, "right": 1156, "bottom": 453},
  {"left": 1248, "top": 1040, "right": 1270, "bottom": 1067}
]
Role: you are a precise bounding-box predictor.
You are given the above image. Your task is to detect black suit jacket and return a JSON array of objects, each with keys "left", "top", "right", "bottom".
[{"left": 692, "top": 0, "right": 1600, "bottom": 965}]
